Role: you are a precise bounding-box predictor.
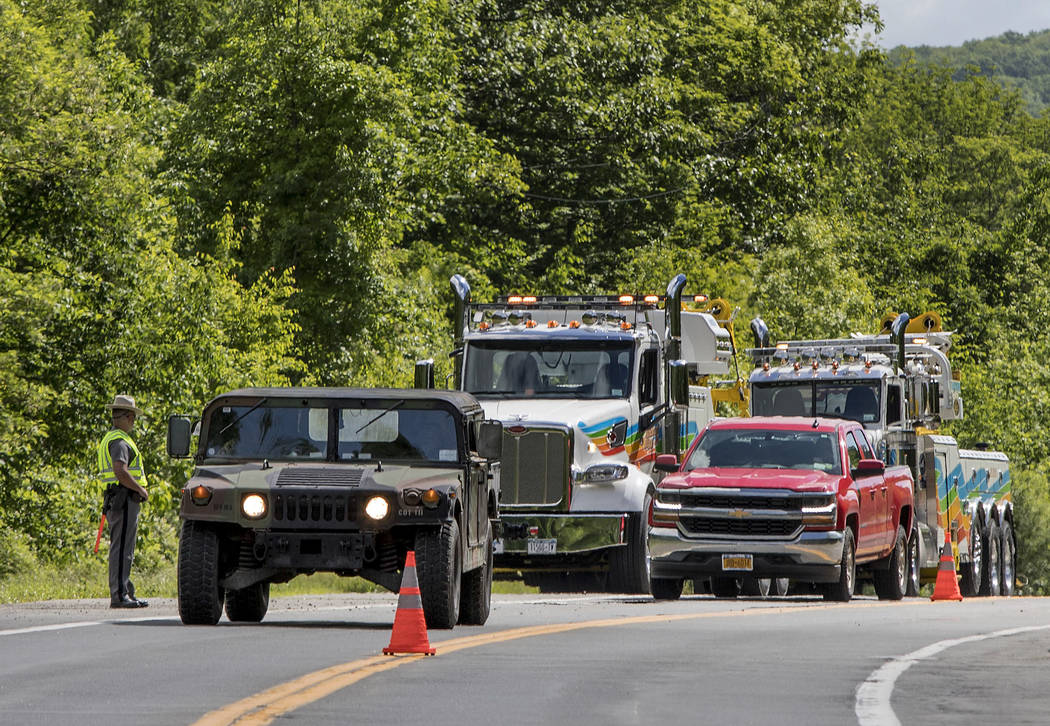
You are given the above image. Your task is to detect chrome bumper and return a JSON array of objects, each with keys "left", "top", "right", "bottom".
[
  {"left": 648, "top": 527, "right": 845, "bottom": 583},
  {"left": 494, "top": 513, "right": 625, "bottom": 563}
]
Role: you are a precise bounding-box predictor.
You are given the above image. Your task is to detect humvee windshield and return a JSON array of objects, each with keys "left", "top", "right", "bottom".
[
  {"left": 464, "top": 340, "right": 634, "bottom": 399},
  {"left": 203, "top": 401, "right": 461, "bottom": 463}
]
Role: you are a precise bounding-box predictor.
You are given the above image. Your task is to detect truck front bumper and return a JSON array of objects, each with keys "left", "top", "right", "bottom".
[
  {"left": 649, "top": 527, "right": 845, "bottom": 583},
  {"left": 494, "top": 513, "right": 626, "bottom": 571}
]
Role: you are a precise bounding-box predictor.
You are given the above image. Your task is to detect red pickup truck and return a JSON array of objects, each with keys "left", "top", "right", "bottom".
[{"left": 649, "top": 417, "right": 914, "bottom": 601}]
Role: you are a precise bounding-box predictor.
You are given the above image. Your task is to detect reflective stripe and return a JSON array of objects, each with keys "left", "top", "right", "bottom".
[
  {"left": 97, "top": 429, "right": 146, "bottom": 484},
  {"left": 397, "top": 592, "right": 424, "bottom": 610}
]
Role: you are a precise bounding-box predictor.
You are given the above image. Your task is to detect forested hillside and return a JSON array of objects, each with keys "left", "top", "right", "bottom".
[
  {"left": 3, "top": 0, "right": 1050, "bottom": 594},
  {"left": 888, "top": 29, "right": 1050, "bottom": 113}
]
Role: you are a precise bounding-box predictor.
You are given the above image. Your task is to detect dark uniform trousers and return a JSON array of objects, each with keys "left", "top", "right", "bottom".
[{"left": 107, "top": 486, "right": 141, "bottom": 601}]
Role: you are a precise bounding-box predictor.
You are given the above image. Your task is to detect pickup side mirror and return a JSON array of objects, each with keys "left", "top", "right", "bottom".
[
  {"left": 854, "top": 458, "right": 885, "bottom": 476},
  {"left": 476, "top": 420, "right": 503, "bottom": 460},
  {"left": 654, "top": 454, "right": 680, "bottom": 472},
  {"left": 167, "top": 415, "right": 193, "bottom": 458}
]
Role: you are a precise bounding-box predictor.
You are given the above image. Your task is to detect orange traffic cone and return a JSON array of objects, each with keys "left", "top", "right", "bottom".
[
  {"left": 931, "top": 530, "right": 964, "bottom": 601},
  {"left": 383, "top": 551, "right": 436, "bottom": 655}
]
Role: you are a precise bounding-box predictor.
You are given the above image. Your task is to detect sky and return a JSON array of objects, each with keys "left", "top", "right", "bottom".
[{"left": 870, "top": 1, "right": 1050, "bottom": 48}]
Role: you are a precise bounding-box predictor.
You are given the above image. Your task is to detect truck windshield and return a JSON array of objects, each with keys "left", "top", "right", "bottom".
[
  {"left": 751, "top": 382, "right": 881, "bottom": 424},
  {"left": 203, "top": 403, "right": 460, "bottom": 463},
  {"left": 464, "top": 341, "right": 634, "bottom": 399},
  {"left": 686, "top": 429, "right": 842, "bottom": 474}
]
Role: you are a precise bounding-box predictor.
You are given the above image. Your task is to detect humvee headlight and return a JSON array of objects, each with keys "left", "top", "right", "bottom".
[
  {"left": 365, "top": 496, "right": 390, "bottom": 520},
  {"left": 242, "top": 494, "right": 267, "bottom": 519},
  {"left": 421, "top": 488, "right": 441, "bottom": 508}
]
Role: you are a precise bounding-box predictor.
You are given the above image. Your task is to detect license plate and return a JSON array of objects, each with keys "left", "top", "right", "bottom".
[
  {"left": 527, "top": 538, "right": 557, "bottom": 555},
  {"left": 722, "top": 554, "right": 753, "bottom": 571}
]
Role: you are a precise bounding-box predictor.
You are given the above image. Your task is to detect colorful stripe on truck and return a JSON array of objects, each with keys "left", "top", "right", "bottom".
[{"left": 580, "top": 417, "right": 656, "bottom": 464}]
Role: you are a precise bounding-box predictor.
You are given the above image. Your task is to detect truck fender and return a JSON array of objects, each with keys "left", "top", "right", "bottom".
[{"left": 569, "top": 466, "right": 653, "bottom": 514}]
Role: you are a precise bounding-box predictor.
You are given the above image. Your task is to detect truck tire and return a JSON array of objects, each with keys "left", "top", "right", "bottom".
[
  {"left": 980, "top": 519, "right": 1002, "bottom": 596},
  {"left": 739, "top": 578, "right": 771, "bottom": 597},
  {"left": 905, "top": 528, "right": 921, "bottom": 597},
  {"left": 770, "top": 578, "right": 790, "bottom": 597},
  {"left": 651, "top": 577, "right": 684, "bottom": 600},
  {"left": 178, "top": 520, "right": 225, "bottom": 625},
  {"left": 459, "top": 529, "right": 493, "bottom": 625},
  {"left": 415, "top": 519, "right": 462, "bottom": 629},
  {"left": 874, "top": 526, "right": 907, "bottom": 600},
  {"left": 711, "top": 577, "right": 739, "bottom": 598},
  {"left": 959, "top": 518, "right": 983, "bottom": 597},
  {"left": 609, "top": 494, "right": 652, "bottom": 594},
  {"left": 822, "top": 528, "right": 855, "bottom": 602},
  {"left": 225, "top": 582, "right": 270, "bottom": 623},
  {"left": 1000, "top": 520, "right": 1016, "bottom": 596}
]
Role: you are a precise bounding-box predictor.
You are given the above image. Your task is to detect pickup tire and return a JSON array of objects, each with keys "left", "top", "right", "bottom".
[
  {"left": 711, "top": 577, "right": 739, "bottom": 598},
  {"left": 739, "top": 577, "right": 770, "bottom": 597},
  {"left": 177, "top": 520, "right": 226, "bottom": 625},
  {"left": 874, "top": 526, "right": 907, "bottom": 600},
  {"left": 415, "top": 519, "right": 462, "bottom": 629},
  {"left": 1001, "top": 520, "right": 1016, "bottom": 596},
  {"left": 651, "top": 577, "right": 684, "bottom": 600},
  {"left": 905, "top": 528, "right": 921, "bottom": 596},
  {"left": 225, "top": 582, "right": 270, "bottom": 622},
  {"left": 609, "top": 494, "right": 652, "bottom": 594},
  {"left": 980, "top": 519, "right": 1002, "bottom": 597},
  {"left": 959, "top": 518, "right": 983, "bottom": 597},
  {"left": 770, "top": 578, "right": 790, "bottom": 597},
  {"left": 459, "top": 529, "right": 493, "bottom": 625},
  {"left": 822, "top": 528, "right": 855, "bottom": 602}
]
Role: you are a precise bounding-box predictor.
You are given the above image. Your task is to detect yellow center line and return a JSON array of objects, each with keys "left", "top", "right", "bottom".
[{"left": 193, "top": 601, "right": 898, "bottom": 726}]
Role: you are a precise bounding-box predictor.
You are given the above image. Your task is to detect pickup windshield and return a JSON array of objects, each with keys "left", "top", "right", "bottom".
[
  {"left": 685, "top": 429, "right": 843, "bottom": 474},
  {"left": 751, "top": 381, "right": 881, "bottom": 424},
  {"left": 464, "top": 340, "right": 634, "bottom": 399},
  {"left": 203, "top": 402, "right": 460, "bottom": 463}
]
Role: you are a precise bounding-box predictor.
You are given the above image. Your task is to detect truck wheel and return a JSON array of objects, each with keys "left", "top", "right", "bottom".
[
  {"left": 822, "top": 528, "right": 855, "bottom": 602},
  {"left": 225, "top": 582, "right": 270, "bottom": 623},
  {"left": 651, "top": 577, "right": 683, "bottom": 600},
  {"left": 959, "top": 519, "right": 983, "bottom": 597},
  {"left": 874, "top": 526, "right": 907, "bottom": 600},
  {"left": 1000, "top": 520, "right": 1016, "bottom": 596},
  {"left": 415, "top": 519, "right": 462, "bottom": 629},
  {"left": 459, "top": 529, "right": 493, "bottom": 625},
  {"left": 770, "top": 578, "right": 790, "bottom": 597},
  {"left": 711, "top": 577, "right": 739, "bottom": 598},
  {"left": 905, "top": 528, "right": 921, "bottom": 597},
  {"left": 739, "top": 578, "right": 771, "bottom": 597},
  {"left": 178, "top": 520, "right": 226, "bottom": 625},
  {"left": 608, "top": 494, "right": 653, "bottom": 594},
  {"left": 980, "top": 519, "right": 1002, "bottom": 596}
]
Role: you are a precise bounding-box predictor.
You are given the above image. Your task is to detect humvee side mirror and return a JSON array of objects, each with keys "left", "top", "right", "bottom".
[
  {"left": 476, "top": 420, "right": 503, "bottom": 460},
  {"left": 167, "top": 415, "right": 193, "bottom": 458}
]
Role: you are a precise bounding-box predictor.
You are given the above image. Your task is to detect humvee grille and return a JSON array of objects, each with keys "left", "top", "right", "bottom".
[
  {"left": 272, "top": 491, "right": 357, "bottom": 526},
  {"left": 500, "top": 425, "right": 571, "bottom": 508}
]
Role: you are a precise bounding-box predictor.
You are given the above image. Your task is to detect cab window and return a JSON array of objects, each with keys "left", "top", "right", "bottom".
[{"left": 845, "top": 432, "right": 862, "bottom": 472}]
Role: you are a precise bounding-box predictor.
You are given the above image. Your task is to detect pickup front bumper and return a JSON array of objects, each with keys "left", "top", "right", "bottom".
[
  {"left": 649, "top": 527, "right": 845, "bottom": 583},
  {"left": 494, "top": 513, "right": 627, "bottom": 571}
]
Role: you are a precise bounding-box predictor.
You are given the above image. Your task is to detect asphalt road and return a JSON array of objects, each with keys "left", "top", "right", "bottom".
[{"left": 1, "top": 592, "right": 1048, "bottom": 725}]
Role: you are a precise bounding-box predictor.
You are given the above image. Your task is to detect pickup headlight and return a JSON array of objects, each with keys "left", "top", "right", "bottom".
[
  {"left": 575, "top": 463, "right": 629, "bottom": 484},
  {"left": 801, "top": 495, "right": 837, "bottom": 528}
]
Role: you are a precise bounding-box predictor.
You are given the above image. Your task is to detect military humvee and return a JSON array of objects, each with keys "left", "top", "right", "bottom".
[{"left": 167, "top": 388, "right": 501, "bottom": 628}]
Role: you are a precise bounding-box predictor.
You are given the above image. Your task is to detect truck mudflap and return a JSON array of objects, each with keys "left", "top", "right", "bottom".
[
  {"left": 494, "top": 513, "right": 626, "bottom": 563},
  {"left": 648, "top": 527, "right": 845, "bottom": 583}
]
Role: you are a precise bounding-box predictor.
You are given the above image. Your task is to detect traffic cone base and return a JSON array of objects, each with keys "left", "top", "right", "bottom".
[
  {"left": 931, "top": 531, "right": 964, "bottom": 602},
  {"left": 383, "top": 551, "right": 436, "bottom": 655}
]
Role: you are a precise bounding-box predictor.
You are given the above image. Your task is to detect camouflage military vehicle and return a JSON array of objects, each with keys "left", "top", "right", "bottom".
[{"left": 166, "top": 388, "right": 501, "bottom": 628}]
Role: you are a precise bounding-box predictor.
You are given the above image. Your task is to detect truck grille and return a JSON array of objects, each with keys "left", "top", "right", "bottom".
[
  {"left": 672, "top": 488, "right": 829, "bottom": 541},
  {"left": 500, "top": 425, "right": 571, "bottom": 508},
  {"left": 272, "top": 490, "right": 357, "bottom": 528},
  {"left": 680, "top": 517, "right": 802, "bottom": 538}
]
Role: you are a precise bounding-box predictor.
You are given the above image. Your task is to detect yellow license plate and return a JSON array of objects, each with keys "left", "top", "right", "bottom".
[{"left": 722, "top": 554, "right": 753, "bottom": 571}]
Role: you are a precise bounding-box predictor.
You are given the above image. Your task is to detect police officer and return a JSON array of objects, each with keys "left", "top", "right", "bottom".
[{"left": 98, "top": 394, "right": 150, "bottom": 608}]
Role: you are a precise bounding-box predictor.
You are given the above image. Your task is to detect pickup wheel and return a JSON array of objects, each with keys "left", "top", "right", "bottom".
[
  {"left": 822, "top": 528, "right": 856, "bottom": 602},
  {"left": 905, "top": 528, "right": 921, "bottom": 596},
  {"left": 651, "top": 577, "right": 684, "bottom": 600},
  {"left": 608, "top": 494, "right": 652, "bottom": 594},
  {"left": 225, "top": 582, "right": 270, "bottom": 622},
  {"left": 177, "top": 520, "right": 226, "bottom": 625},
  {"left": 959, "top": 518, "right": 983, "bottom": 597},
  {"left": 770, "top": 578, "right": 790, "bottom": 597},
  {"left": 459, "top": 529, "right": 493, "bottom": 625},
  {"left": 711, "top": 577, "right": 739, "bottom": 599},
  {"left": 980, "top": 519, "right": 1002, "bottom": 596},
  {"left": 415, "top": 519, "right": 462, "bottom": 629},
  {"left": 739, "top": 577, "right": 771, "bottom": 597},
  {"left": 1000, "top": 520, "right": 1016, "bottom": 596},
  {"left": 874, "top": 526, "right": 907, "bottom": 600}
]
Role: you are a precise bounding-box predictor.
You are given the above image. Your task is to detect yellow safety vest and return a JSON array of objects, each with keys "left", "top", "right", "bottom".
[{"left": 97, "top": 429, "right": 147, "bottom": 486}]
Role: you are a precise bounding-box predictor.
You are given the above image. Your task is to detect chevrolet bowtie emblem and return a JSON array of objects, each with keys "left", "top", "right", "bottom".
[{"left": 728, "top": 508, "right": 750, "bottom": 519}]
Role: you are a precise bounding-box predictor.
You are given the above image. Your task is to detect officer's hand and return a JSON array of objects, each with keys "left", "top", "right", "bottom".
[{"left": 135, "top": 490, "right": 148, "bottom": 504}]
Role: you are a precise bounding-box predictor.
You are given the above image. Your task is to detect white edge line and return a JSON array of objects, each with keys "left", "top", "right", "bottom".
[{"left": 855, "top": 624, "right": 1050, "bottom": 725}]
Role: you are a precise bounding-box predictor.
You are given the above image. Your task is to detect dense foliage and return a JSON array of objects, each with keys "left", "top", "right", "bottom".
[{"left": 2, "top": 0, "right": 1050, "bottom": 594}]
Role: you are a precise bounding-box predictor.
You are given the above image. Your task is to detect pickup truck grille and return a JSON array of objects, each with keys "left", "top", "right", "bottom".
[
  {"left": 671, "top": 488, "right": 830, "bottom": 541},
  {"left": 500, "top": 425, "right": 571, "bottom": 508},
  {"left": 680, "top": 517, "right": 801, "bottom": 538}
]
